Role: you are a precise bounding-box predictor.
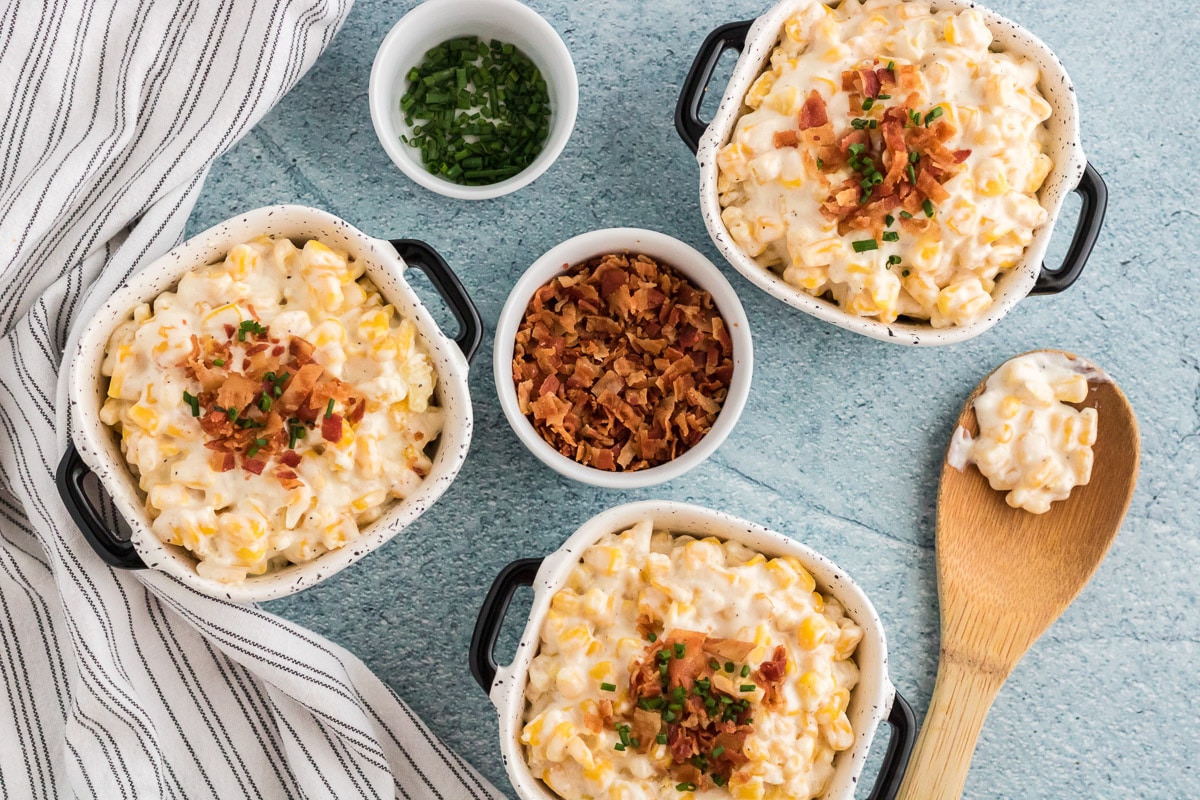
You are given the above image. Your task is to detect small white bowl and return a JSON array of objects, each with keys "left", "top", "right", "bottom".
[
  {"left": 493, "top": 228, "right": 754, "bottom": 489},
  {"left": 368, "top": 0, "right": 578, "bottom": 200}
]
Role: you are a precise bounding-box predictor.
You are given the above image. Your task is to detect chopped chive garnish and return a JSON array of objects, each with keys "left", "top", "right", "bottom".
[
  {"left": 902, "top": 269, "right": 911, "bottom": 277},
  {"left": 664, "top": 710, "right": 676, "bottom": 722},
  {"left": 656, "top": 733, "right": 667, "bottom": 745},
  {"left": 600, "top": 682, "right": 616, "bottom": 692},
  {"left": 225, "top": 407, "right": 238, "bottom": 422},
  {"left": 885, "top": 214, "right": 895, "bottom": 226},
  {"left": 182, "top": 391, "right": 200, "bottom": 417},
  {"left": 724, "top": 661, "right": 735, "bottom": 673},
  {"left": 740, "top": 684, "right": 756, "bottom": 692},
  {"left": 924, "top": 106, "right": 944, "bottom": 126},
  {"left": 900, "top": 210, "right": 913, "bottom": 219},
  {"left": 909, "top": 151, "right": 921, "bottom": 164},
  {"left": 399, "top": 36, "right": 551, "bottom": 186},
  {"left": 883, "top": 231, "right": 900, "bottom": 242},
  {"left": 816, "top": 157, "right": 824, "bottom": 170},
  {"left": 709, "top": 658, "right": 720, "bottom": 671},
  {"left": 861, "top": 97, "right": 875, "bottom": 111},
  {"left": 907, "top": 163, "right": 917, "bottom": 184},
  {"left": 647, "top": 632, "right": 657, "bottom": 642},
  {"left": 325, "top": 398, "right": 335, "bottom": 418},
  {"left": 909, "top": 109, "right": 921, "bottom": 126},
  {"left": 237, "top": 319, "right": 267, "bottom": 341},
  {"left": 878, "top": 93, "right": 891, "bottom": 100},
  {"left": 851, "top": 117, "right": 870, "bottom": 130},
  {"left": 713, "top": 775, "right": 727, "bottom": 787},
  {"left": 212, "top": 358, "right": 225, "bottom": 366},
  {"left": 887, "top": 60, "right": 895, "bottom": 70},
  {"left": 852, "top": 239, "right": 879, "bottom": 253},
  {"left": 711, "top": 746, "right": 725, "bottom": 759},
  {"left": 673, "top": 643, "right": 685, "bottom": 659},
  {"left": 614, "top": 742, "right": 625, "bottom": 751},
  {"left": 740, "top": 664, "right": 750, "bottom": 677},
  {"left": 923, "top": 198, "right": 936, "bottom": 217},
  {"left": 887, "top": 255, "right": 903, "bottom": 267},
  {"left": 676, "top": 783, "right": 696, "bottom": 792},
  {"left": 259, "top": 394, "right": 272, "bottom": 412}
]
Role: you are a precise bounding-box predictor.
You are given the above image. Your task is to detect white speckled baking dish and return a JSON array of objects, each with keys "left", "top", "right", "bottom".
[
  {"left": 57, "top": 205, "right": 481, "bottom": 603},
  {"left": 675, "top": 0, "right": 1107, "bottom": 346},
  {"left": 470, "top": 500, "right": 916, "bottom": 800}
]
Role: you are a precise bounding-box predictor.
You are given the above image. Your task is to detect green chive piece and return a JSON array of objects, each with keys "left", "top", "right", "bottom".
[
  {"left": 900, "top": 210, "right": 914, "bottom": 219},
  {"left": 647, "top": 632, "right": 657, "bottom": 642},
  {"left": 740, "top": 664, "right": 750, "bottom": 677},
  {"left": 740, "top": 684, "right": 756, "bottom": 692},
  {"left": 852, "top": 239, "right": 879, "bottom": 253},
  {"left": 924, "top": 106, "right": 944, "bottom": 126},
  {"left": 676, "top": 783, "right": 696, "bottom": 792},
  {"left": 325, "top": 398, "right": 335, "bottom": 418},
  {"left": 259, "top": 394, "right": 272, "bottom": 412},
  {"left": 883, "top": 231, "right": 900, "bottom": 242},
  {"left": 673, "top": 643, "right": 685, "bottom": 659},
  {"left": 709, "top": 658, "right": 720, "bottom": 671},
  {"left": 212, "top": 358, "right": 225, "bottom": 366},
  {"left": 887, "top": 60, "right": 895, "bottom": 70},
  {"left": 724, "top": 661, "right": 735, "bottom": 673},
  {"left": 816, "top": 157, "right": 825, "bottom": 170},
  {"left": 885, "top": 214, "right": 895, "bottom": 226},
  {"left": 923, "top": 198, "right": 936, "bottom": 217},
  {"left": 656, "top": 733, "right": 667, "bottom": 745},
  {"left": 600, "top": 682, "right": 616, "bottom": 692},
  {"left": 712, "top": 745, "right": 725, "bottom": 759},
  {"left": 861, "top": 97, "right": 874, "bottom": 111},
  {"left": 713, "top": 775, "right": 727, "bottom": 787},
  {"left": 902, "top": 269, "right": 911, "bottom": 277},
  {"left": 877, "top": 93, "right": 891, "bottom": 100},
  {"left": 887, "top": 255, "right": 903, "bottom": 267},
  {"left": 182, "top": 391, "right": 200, "bottom": 417},
  {"left": 614, "top": 742, "right": 625, "bottom": 751}
]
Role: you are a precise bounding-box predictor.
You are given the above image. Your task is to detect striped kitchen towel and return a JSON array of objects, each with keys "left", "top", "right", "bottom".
[{"left": 0, "top": 1, "right": 506, "bottom": 798}]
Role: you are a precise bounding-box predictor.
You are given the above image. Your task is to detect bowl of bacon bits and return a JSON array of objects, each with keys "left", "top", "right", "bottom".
[{"left": 493, "top": 228, "right": 753, "bottom": 489}]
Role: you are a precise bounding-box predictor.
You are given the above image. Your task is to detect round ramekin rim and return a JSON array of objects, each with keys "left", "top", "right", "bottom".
[
  {"left": 368, "top": 0, "right": 579, "bottom": 201},
  {"left": 492, "top": 228, "right": 754, "bottom": 489}
]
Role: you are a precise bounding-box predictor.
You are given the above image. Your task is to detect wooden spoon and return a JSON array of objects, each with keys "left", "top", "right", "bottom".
[{"left": 896, "top": 349, "right": 1140, "bottom": 800}]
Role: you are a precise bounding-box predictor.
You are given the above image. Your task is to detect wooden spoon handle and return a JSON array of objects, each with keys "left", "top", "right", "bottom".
[{"left": 896, "top": 658, "right": 1007, "bottom": 800}]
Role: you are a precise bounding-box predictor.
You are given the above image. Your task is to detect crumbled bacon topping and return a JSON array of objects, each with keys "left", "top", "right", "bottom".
[
  {"left": 512, "top": 253, "right": 735, "bottom": 472},
  {"left": 624, "top": 630, "right": 788, "bottom": 788},
  {"left": 181, "top": 324, "right": 365, "bottom": 486}
]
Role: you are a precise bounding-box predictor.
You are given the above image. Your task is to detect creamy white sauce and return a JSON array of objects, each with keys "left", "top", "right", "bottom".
[
  {"left": 717, "top": 0, "right": 1053, "bottom": 327},
  {"left": 522, "top": 521, "right": 862, "bottom": 800},
  {"left": 100, "top": 236, "right": 443, "bottom": 583},
  {"left": 950, "top": 352, "right": 1100, "bottom": 514}
]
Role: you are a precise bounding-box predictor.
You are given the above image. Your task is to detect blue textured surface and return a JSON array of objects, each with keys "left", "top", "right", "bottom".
[{"left": 186, "top": 1, "right": 1200, "bottom": 797}]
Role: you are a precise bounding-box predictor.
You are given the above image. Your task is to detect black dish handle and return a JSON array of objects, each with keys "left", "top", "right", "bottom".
[
  {"left": 865, "top": 690, "right": 917, "bottom": 800},
  {"left": 1031, "top": 162, "right": 1107, "bottom": 295},
  {"left": 470, "top": 557, "right": 543, "bottom": 693},
  {"left": 389, "top": 239, "right": 483, "bottom": 363},
  {"left": 55, "top": 445, "right": 146, "bottom": 569},
  {"left": 674, "top": 20, "right": 754, "bottom": 154}
]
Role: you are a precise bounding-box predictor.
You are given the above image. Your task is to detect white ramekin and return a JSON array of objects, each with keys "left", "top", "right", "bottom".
[
  {"left": 369, "top": 0, "right": 578, "bottom": 200},
  {"left": 470, "top": 500, "right": 915, "bottom": 800},
  {"left": 685, "top": 0, "right": 1103, "bottom": 346},
  {"left": 493, "top": 229, "right": 754, "bottom": 489},
  {"left": 61, "top": 205, "right": 477, "bottom": 603}
]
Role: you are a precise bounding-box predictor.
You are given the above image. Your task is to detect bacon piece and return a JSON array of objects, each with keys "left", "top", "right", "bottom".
[
  {"left": 223, "top": 323, "right": 236, "bottom": 339},
  {"left": 279, "top": 450, "right": 302, "bottom": 468},
  {"left": 321, "top": 413, "right": 343, "bottom": 443},
  {"left": 703, "top": 637, "right": 755, "bottom": 663},
  {"left": 598, "top": 699, "right": 614, "bottom": 728},
  {"left": 210, "top": 452, "right": 235, "bottom": 472},
  {"left": 953, "top": 148, "right": 972, "bottom": 163},
  {"left": 917, "top": 168, "right": 950, "bottom": 203},
  {"left": 276, "top": 363, "right": 323, "bottom": 414},
  {"left": 773, "top": 129, "right": 799, "bottom": 149},
  {"left": 216, "top": 373, "right": 260, "bottom": 412},
  {"left": 630, "top": 708, "right": 661, "bottom": 754},
  {"left": 798, "top": 90, "right": 828, "bottom": 129},
  {"left": 242, "top": 458, "right": 266, "bottom": 475},
  {"left": 757, "top": 645, "right": 788, "bottom": 684},
  {"left": 664, "top": 629, "right": 710, "bottom": 690},
  {"left": 859, "top": 68, "right": 881, "bottom": 98},
  {"left": 274, "top": 467, "right": 303, "bottom": 490},
  {"left": 289, "top": 336, "right": 316, "bottom": 366}
]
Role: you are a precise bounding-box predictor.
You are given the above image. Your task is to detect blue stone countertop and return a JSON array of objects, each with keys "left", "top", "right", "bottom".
[{"left": 186, "top": 1, "right": 1200, "bottom": 797}]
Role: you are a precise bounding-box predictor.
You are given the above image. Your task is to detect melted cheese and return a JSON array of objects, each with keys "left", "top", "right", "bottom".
[
  {"left": 717, "top": 0, "right": 1053, "bottom": 326},
  {"left": 99, "top": 236, "right": 443, "bottom": 582}
]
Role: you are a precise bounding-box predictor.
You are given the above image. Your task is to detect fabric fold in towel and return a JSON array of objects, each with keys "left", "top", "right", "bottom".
[{"left": 0, "top": 1, "right": 506, "bottom": 797}]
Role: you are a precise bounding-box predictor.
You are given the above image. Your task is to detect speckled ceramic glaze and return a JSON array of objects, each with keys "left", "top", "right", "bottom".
[
  {"left": 485, "top": 500, "right": 899, "bottom": 800},
  {"left": 696, "top": 0, "right": 1089, "bottom": 346},
  {"left": 66, "top": 205, "right": 474, "bottom": 603}
]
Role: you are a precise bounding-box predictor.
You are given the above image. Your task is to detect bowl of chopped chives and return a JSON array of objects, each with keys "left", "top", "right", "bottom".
[{"left": 369, "top": 0, "right": 578, "bottom": 200}]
